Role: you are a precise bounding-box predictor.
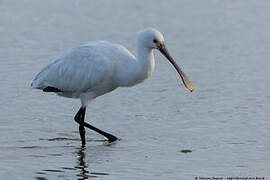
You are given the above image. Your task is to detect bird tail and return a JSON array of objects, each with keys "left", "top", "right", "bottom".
[{"left": 30, "top": 79, "right": 42, "bottom": 90}]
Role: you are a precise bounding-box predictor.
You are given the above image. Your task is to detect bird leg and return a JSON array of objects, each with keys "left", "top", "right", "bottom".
[
  {"left": 82, "top": 121, "right": 118, "bottom": 143},
  {"left": 75, "top": 107, "right": 86, "bottom": 146},
  {"left": 74, "top": 107, "right": 118, "bottom": 144}
]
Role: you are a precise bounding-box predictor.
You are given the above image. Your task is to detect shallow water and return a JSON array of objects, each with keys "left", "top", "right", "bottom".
[{"left": 0, "top": 0, "right": 270, "bottom": 179}]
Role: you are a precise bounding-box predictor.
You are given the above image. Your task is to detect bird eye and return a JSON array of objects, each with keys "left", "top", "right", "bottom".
[{"left": 153, "top": 39, "right": 158, "bottom": 43}]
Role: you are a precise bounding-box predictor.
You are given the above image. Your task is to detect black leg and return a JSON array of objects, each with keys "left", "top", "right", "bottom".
[
  {"left": 75, "top": 107, "right": 86, "bottom": 146},
  {"left": 79, "top": 108, "right": 86, "bottom": 146},
  {"left": 74, "top": 107, "right": 118, "bottom": 144},
  {"left": 82, "top": 122, "right": 118, "bottom": 143}
]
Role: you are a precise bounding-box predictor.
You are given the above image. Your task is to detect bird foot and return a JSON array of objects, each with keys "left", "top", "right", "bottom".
[
  {"left": 103, "top": 137, "right": 119, "bottom": 146},
  {"left": 107, "top": 136, "right": 118, "bottom": 143}
]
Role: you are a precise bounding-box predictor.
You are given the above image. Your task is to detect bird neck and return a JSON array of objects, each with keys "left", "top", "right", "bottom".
[
  {"left": 135, "top": 43, "right": 155, "bottom": 83},
  {"left": 115, "top": 42, "right": 155, "bottom": 87}
]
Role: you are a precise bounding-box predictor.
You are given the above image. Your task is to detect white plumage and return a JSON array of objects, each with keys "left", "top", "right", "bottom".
[
  {"left": 31, "top": 28, "right": 194, "bottom": 145},
  {"left": 32, "top": 41, "right": 134, "bottom": 104}
]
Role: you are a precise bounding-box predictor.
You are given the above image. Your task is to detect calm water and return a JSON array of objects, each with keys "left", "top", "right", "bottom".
[{"left": 0, "top": 0, "right": 270, "bottom": 179}]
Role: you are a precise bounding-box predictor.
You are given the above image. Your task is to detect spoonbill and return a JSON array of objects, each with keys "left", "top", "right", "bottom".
[{"left": 31, "top": 28, "right": 194, "bottom": 146}]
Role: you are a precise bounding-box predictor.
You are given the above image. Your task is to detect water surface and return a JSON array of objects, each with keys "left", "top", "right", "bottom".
[{"left": 0, "top": 0, "right": 269, "bottom": 179}]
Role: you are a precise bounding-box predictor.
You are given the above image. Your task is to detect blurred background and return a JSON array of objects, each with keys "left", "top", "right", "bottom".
[{"left": 0, "top": 0, "right": 269, "bottom": 179}]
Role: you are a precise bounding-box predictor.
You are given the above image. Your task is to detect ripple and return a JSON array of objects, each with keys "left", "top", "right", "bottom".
[
  {"left": 76, "top": 174, "right": 98, "bottom": 178},
  {"left": 28, "top": 155, "right": 46, "bottom": 158},
  {"left": 36, "top": 177, "right": 47, "bottom": 180},
  {"left": 61, "top": 167, "right": 77, "bottom": 170},
  {"left": 42, "top": 169, "right": 64, "bottom": 173},
  {"left": 90, "top": 172, "right": 110, "bottom": 176},
  {"left": 20, "top": 146, "right": 39, "bottom": 149},
  {"left": 48, "top": 153, "right": 62, "bottom": 157},
  {"left": 154, "top": 88, "right": 168, "bottom": 92},
  {"left": 236, "top": 165, "right": 248, "bottom": 168},
  {"left": 180, "top": 149, "right": 192, "bottom": 153},
  {"left": 246, "top": 140, "right": 257, "bottom": 143},
  {"left": 18, "top": 145, "right": 75, "bottom": 149},
  {"left": 227, "top": 142, "right": 245, "bottom": 145},
  {"left": 39, "top": 137, "right": 106, "bottom": 142},
  {"left": 39, "top": 138, "right": 80, "bottom": 142}
]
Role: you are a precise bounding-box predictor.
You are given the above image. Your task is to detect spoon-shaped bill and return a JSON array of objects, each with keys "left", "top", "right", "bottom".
[{"left": 158, "top": 44, "right": 195, "bottom": 92}]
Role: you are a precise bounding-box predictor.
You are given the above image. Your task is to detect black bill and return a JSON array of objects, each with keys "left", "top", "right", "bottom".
[{"left": 158, "top": 44, "right": 195, "bottom": 92}]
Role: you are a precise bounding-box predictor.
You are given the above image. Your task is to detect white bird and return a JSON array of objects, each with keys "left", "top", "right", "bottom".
[{"left": 31, "top": 28, "right": 194, "bottom": 146}]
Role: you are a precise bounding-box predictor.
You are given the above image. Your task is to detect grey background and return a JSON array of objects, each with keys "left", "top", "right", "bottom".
[{"left": 0, "top": 0, "right": 269, "bottom": 179}]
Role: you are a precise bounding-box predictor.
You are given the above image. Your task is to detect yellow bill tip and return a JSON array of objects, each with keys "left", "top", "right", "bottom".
[
  {"left": 187, "top": 84, "right": 195, "bottom": 92},
  {"left": 183, "top": 78, "right": 195, "bottom": 92}
]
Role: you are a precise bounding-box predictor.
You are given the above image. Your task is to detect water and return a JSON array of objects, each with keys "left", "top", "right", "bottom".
[{"left": 0, "top": 0, "right": 269, "bottom": 179}]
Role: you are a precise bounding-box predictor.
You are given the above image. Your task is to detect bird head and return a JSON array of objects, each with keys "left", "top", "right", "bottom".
[{"left": 137, "top": 28, "right": 195, "bottom": 92}]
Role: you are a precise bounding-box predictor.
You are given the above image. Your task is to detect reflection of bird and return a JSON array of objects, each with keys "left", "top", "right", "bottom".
[
  {"left": 31, "top": 28, "right": 194, "bottom": 146},
  {"left": 76, "top": 147, "right": 88, "bottom": 179}
]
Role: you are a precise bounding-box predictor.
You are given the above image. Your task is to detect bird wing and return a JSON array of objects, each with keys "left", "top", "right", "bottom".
[{"left": 31, "top": 41, "right": 122, "bottom": 93}]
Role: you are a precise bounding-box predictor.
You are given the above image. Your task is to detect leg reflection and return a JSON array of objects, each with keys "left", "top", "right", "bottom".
[
  {"left": 76, "top": 147, "right": 89, "bottom": 180},
  {"left": 75, "top": 146, "right": 110, "bottom": 179}
]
